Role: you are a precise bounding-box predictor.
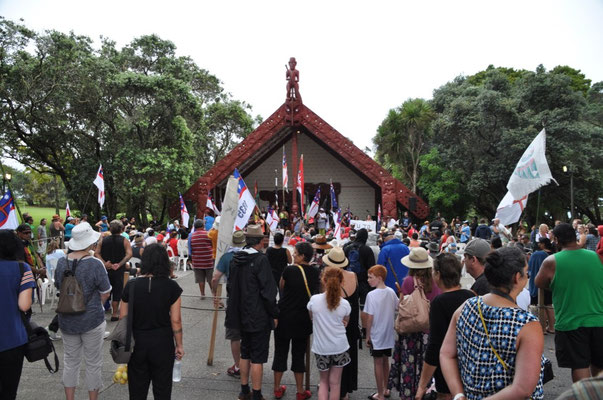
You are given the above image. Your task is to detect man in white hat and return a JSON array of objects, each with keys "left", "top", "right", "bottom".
[{"left": 225, "top": 225, "right": 278, "bottom": 400}]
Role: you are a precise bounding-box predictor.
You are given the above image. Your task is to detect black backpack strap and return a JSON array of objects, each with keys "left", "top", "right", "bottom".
[
  {"left": 44, "top": 341, "right": 60, "bottom": 373},
  {"left": 125, "top": 279, "right": 135, "bottom": 352}
]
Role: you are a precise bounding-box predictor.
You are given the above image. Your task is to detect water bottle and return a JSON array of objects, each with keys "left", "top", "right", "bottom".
[{"left": 172, "top": 359, "right": 182, "bottom": 382}]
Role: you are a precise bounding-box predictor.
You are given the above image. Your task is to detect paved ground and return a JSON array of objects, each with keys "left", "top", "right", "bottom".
[{"left": 19, "top": 268, "right": 572, "bottom": 399}]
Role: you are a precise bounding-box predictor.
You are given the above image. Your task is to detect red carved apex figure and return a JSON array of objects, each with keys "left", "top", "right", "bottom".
[
  {"left": 286, "top": 57, "right": 301, "bottom": 102},
  {"left": 285, "top": 57, "right": 302, "bottom": 125}
]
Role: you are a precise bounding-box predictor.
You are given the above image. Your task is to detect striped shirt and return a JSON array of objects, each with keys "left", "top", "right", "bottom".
[{"left": 190, "top": 230, "right": 214, "bottom": 269}]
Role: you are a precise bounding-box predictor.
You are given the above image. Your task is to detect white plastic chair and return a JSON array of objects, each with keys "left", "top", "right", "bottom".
[
  {"left": 167, "top": 247, "right": 178, "bottom": 266},
  {"left": 45, "top": 257, "right": 60, "bottom": 308},
  {"left": 176, "top": 239, "right": 189, "bottom": 271},
  {"left": 128, "top": 257, "right": 141, "bottom": 278}
]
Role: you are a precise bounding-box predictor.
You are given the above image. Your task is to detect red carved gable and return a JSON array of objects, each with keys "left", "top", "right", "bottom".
[{"left": 179, "top": 103, "right": 429, "bottom": 220}]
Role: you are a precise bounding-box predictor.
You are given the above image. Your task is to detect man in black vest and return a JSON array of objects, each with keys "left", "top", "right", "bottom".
[{"left": 95, "top": 219, "right": 132, "bottom": 321}]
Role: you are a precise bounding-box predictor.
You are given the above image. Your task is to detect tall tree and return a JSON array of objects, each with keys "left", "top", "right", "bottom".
[
  {"left": 373, "top": 98, "right": 434, "bottom": 193},
  {"left": 0, "top": 18, "right": 256, "bottom": 221}
]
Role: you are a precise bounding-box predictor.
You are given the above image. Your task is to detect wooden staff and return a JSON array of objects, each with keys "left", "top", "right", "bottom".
[
  {"left": 387, "top": 257, "right": 402, "bottom": 293},
  {"left": 207, "top": 284, "right": 222, "bottom": 366}
]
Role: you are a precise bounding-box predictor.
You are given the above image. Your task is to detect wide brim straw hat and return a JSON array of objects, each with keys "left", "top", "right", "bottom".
[
  {"left": 68, "top": 222, "right": 101, "bottom": 251},
  {"left": 402, "top": 247, "right": 434, "bottom": 269},
  {"left": 322, "top": 246, "right": 349, "bottom": 268}
]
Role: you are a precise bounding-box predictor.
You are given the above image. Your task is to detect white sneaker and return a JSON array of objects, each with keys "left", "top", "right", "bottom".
[
  {"left": 46, "top": 328, "right": 62, "bottom": 341},
  {"left": 104, "top": 331, "right": 110, "bottom": 339}
]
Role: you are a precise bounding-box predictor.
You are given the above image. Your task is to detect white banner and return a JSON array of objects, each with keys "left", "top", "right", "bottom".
[{"left": 350, "top": 219, "right": 377, "bottom": 232}]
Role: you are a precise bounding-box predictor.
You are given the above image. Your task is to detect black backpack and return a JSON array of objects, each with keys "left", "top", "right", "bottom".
[
  {"left": 345, "top": 242, "right": 362, "bottom": 275},
  {"left": 18, "top": 263, "right": 59, "bottom": 373}
]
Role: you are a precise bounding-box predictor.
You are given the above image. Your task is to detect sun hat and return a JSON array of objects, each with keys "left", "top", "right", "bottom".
[
  {"left": 402, "top": 247, "right": 434, "bottom": 269},
  {"left": 245, "top": 224, "right": 265, "bottom": 238},
  {"left": 322, "top": 246, "right": 349, "bottom": 268},
  {"left": 464, "top": 238, "right": 491, "bottom": 260},
  {"left": 52, "top": 214, "right": 60, "bottom": 221},
  {"left": 231, "top": 230, "right": 246, "bottom": 247},
  {"left": 68, "top": 222, "right": 101, "bottom": 251},
  {"left": 312, "top": 235, "right": 333, "bottom": 250}
]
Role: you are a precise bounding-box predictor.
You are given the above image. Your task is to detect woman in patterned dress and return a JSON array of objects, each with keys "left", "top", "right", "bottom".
[
  {"left": 440, "top": 246, "right": 545, "bottom": 399},
  {"left": 387, "top": 247, "right": 441, "bottom": 400}
]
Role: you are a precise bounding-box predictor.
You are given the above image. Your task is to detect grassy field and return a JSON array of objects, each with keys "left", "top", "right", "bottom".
[{"left": 14, "top": 204, "right": 79, "bottom": 236}]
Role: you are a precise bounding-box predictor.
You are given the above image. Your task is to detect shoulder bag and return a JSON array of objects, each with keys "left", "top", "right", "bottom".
[
  {"left": 477, "top": 298, "right": 554, "bottom": 385},
  {"left": 295, "top": 264, "right": 312, "bottom": 298},
  {"left": 395, "top": 277, "right": 430, "bottom": 334},
  {"left": 18, "top": 263, "right": 59, "bottom": 373},
  {"left": 55, "top": 257, "right": 86, "bottom": 314},
  {"left": 108, "top": 279, "right": 136, "bottom": 363}
]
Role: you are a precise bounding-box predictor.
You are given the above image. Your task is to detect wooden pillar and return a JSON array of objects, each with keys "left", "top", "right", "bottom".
[{"left": 291, "top": 131, "right": 298, "bottom": 213}]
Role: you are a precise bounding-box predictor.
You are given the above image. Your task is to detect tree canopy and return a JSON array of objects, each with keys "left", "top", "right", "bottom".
[
  {"left": 374, "top": 65, "right": 603, "bottom": 224},
  {"left": 0, "top": 17, "right": 256, "bottom": 224}
]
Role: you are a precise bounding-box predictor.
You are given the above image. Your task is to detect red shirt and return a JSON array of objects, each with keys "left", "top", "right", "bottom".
[{"left": 168, "top": 238, "right": 179, "bottom": 257}]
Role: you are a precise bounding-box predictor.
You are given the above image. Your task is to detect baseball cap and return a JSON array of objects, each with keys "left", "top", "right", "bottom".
[{"left": 464, "top": 238, "right": 491, "bottom": 260}]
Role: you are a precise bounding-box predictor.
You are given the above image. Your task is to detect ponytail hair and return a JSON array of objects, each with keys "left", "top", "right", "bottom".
[{"left": 322, "top": 267, "right": 343, "bottom": 310}]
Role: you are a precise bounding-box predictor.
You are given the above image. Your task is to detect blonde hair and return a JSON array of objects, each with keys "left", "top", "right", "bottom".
[
  {"left": 46, "top": 238, "right": 61, "bottom": 254},
  {"left": 322, "top": 267, "right": 343, "bottom": 310}
]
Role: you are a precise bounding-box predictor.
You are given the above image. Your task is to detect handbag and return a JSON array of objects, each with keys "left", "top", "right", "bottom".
[
  {"left": 107, "top": 279, "right": 136, "bottom": 364},
  {"left": 477, "top": 298, "right": 554, "bottom": 387},
  {"left": 395, "top": 277, "right": 430, "bottom": 334},
  {"left": 55, "top": 257, "right": 86, "bottom": 315},
  {"left": 18, "top": 263, "right": 59, "bottom": 373}
]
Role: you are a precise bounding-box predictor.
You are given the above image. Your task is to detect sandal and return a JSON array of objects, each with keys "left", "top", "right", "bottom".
[
  {"left": 274, "top": 385, "right": 286, "bottom": 399},
  {"left": 296, "top": 390, "right": 311, "bottom": 400}
]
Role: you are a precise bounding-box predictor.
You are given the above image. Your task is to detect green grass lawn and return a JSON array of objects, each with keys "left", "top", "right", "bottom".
[{"left": 15, "top": 204, "right": 79, "bottom": 234}]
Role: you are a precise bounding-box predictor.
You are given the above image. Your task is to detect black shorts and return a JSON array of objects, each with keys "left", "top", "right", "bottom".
[
  {"left": 555, "top": 327, "right": 603, "bottom": 369},
  {"left": 530, "top": 290, "right": 552, "bottom": 305},
  {"left": 240, "top": 330, "right": 271, "bottom": 364},
  {"left": 107, "top": 269, "right": 125, "bottom": 301},
  {"left": 370, "top": 347, "right": 392, "bottom": 358}
]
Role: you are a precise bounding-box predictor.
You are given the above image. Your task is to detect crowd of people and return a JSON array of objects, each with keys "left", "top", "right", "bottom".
[{"left": 1, "top": 207, "right": 602, "bottom": 399}]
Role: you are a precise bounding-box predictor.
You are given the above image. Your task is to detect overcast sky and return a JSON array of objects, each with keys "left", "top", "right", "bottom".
[{"left": 2, "top": 0, "right": 602, "bottom": 154}]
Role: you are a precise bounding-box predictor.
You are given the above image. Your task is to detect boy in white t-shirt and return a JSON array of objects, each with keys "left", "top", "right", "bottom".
[{"left": 363, "top": 265, "right": 399, "bottom": 400}]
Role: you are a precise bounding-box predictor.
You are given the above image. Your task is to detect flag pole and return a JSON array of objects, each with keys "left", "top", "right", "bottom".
[
  {"left": 535, "top": 189, "right": 541, "bottom": 224},
  {"left": 81, "top": 183, "right": 95, "bottom": 216}
]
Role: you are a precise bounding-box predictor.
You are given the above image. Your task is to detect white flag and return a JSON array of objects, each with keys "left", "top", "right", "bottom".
[
  {"left": 266, "top": 208, "right": 279, "bottom": 232},
  {"left": 233, "top": 168, "right": 256, "bottom": 231},
  {"left": 93, "top": 165, "right": 105, "bottom": 208},
  {"left": 506, "top": 129, "right": 557, "bottom": 199},
  {"left": 495, "top": 191, "right": 528, "bottom": 226},
  {"left": 214, "top": 176, "right": 238, "bottom": 268}
]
